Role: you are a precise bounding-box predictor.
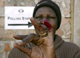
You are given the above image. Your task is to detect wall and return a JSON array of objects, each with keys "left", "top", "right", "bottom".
[{"left": 74, "top": 0, "right": 80, "bottom": 47}]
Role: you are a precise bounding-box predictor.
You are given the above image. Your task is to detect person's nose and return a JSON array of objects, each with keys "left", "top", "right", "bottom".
[{"left": 40, "top": 17, "right": 47, "bottom": 24}]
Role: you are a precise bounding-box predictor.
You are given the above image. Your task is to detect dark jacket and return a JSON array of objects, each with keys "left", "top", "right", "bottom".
[{"left": 8, "top": 35, "right": 80, "bottom": 58}]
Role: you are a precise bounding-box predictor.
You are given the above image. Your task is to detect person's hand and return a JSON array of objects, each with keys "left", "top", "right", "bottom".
[{"left": 13, "top": 18, "right": 55, "bottom": 58}]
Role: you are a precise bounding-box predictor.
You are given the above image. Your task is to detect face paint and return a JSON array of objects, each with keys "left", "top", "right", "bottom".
[
  {"left": 44, "top": 19, "right": 52, "bottom": 31},
  {"left": 38, "top": 25, "right": 42, "bottom": 28}
]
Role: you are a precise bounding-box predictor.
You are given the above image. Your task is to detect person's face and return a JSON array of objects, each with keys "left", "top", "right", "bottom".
[{"left": 34, "top": 7, "right": 58, "bottom": 34}]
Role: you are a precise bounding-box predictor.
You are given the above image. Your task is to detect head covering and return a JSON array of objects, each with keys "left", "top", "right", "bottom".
[{"left": 33, "top": 0, "right": 61, "bottom": 30}]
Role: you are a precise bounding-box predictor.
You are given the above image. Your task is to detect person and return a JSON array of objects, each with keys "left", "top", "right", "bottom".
[{"left": 8, "top": 0, "right": 80, "bottom": 58}]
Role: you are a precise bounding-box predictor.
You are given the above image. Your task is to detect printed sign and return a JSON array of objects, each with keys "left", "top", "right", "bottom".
[{"left": 5, "top": 6, "right": 34, "bottom": 29}]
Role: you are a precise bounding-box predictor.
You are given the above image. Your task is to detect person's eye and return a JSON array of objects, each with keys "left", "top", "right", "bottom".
[
  {"left": 35, "top": 16, "right": 43, "bottom": 19},
  {"left": 47, "top": 17, "right": 55, "bottom": 19}
]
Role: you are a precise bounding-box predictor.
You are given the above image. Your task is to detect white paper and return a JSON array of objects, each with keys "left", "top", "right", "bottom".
[{"left": 5, "top": 6, "right": 34, "bottom": 29}]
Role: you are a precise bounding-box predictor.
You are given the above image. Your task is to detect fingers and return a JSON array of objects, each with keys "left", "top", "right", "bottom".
[
  {"left": 13, "top": 35, "right": 28, "bottom": 40},
  {"left": 30, "top": 18, "right": 45, "bottom": 34},
  {"left": 47, "top": 28, "right": 55, "bottom": 41},
  {"left": 44, "top": 19, "right": 52, "bottom": 31},
  {"left": 13, "top": 33, "right": 40, "bottom": 56},
  {"left": 44, "top": 19, "right": 55, "bottom": 39},
  {"left": 17, "top": 33, "right": 40, "bottom": 46},
  {"left": 14, "top": 43, "right": 31, "bottom": 56}
]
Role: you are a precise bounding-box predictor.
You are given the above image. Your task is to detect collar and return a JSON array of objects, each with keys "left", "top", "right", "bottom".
[{"left": 54, "top": 34, "right": 64, "bottom": 49}]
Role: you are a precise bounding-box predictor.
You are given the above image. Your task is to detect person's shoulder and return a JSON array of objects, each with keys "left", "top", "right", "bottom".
[
  {"left": 63, "top": 42, "right": 80, "bottom": 58},
  {"left": 62, "top": 41, "right": 80, "bottom": 51},
  {"left": 8, "top": 48, "right": 30, "bottom": 58}
]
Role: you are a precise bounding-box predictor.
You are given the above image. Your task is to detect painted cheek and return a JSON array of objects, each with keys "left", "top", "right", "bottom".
[{"left": 44, "top": 19, "right": 52, "bottom": 31}]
